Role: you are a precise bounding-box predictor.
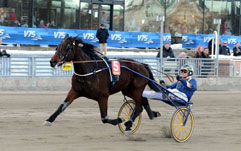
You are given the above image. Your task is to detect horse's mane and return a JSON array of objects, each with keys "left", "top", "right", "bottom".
[{"left": 76, "top": 38, "right": 102, "bottom": 60}]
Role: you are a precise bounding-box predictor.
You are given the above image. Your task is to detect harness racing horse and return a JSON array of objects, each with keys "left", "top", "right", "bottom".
[{"left": 44, "top": 34, "right": 160, "bottom": 134}]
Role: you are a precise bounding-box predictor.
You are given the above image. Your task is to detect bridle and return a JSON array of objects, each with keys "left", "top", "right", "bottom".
[{"left": 56, "top": 42, "right": 75, "bottom": 64}]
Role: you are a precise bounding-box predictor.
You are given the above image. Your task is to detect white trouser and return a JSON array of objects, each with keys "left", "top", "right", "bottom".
[
  {"left": 99, "top": 43, "right": 107, "bottom": 55},
  {"left": 142, "top": 89, "right": 188, "bottom": 102}
]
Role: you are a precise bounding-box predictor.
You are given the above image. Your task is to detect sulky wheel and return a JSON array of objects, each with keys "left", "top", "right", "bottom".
[
  {"left": 170, "top": 107, "right": 194, "bottom": 143},
  {"left": 118, "top": 100, "right": 142, "bottom": 135}
]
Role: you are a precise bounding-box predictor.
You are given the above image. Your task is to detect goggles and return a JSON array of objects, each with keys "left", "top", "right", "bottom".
[{"left": 181, "top": 70, "right": 188, "bottom": 73}]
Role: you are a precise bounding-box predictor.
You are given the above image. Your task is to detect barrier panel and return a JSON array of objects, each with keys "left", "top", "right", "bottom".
[
  {"left": 2, "top": 26, "right": 241, "bottom": 50},
  {"left": 0, "top": 26, "right": 171, "bottom": 48},
  {"left": 0, "top": 55, "right": 223, "bottom": 78},
  {"left": 182, "top": 34, "right": 241, "bottom": 50}
]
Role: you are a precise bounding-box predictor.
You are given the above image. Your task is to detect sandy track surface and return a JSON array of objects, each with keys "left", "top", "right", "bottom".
[{"left": 0, "top": 91, "right": 241, "bottom": 151}]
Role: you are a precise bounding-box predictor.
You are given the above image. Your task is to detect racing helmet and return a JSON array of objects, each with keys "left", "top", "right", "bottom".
[{"left": 181, "top": 64, "right": 193, "bottom": 76}]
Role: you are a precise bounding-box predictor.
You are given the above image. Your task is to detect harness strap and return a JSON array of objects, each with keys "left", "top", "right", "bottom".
[
  {"left": 92, "top": 55, "right": 98, "bottom": 67},
  {"left": 102, "top": 56, "right": 113, "bottom": 82},
  {"left": 73, "top": 67, "right": 109, "bottom": 76}
]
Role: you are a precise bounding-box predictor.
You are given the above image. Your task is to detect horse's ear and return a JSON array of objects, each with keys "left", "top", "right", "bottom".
[
  {"left": 72, "top": 36, "right": 78, "bottom": 46},
  {"left": 73, "top": 36, "right": 84, "bottom": 47},
  {"left": 64, "top": 34, "right": 69, "bottom": 40},
  {"left": 73, "top": 36, "right": 78, "bottom": 40}
]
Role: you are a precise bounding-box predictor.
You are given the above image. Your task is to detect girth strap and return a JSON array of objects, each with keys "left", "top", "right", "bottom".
[
  {"left": 102, "top": 56, "right": 114, "bottom": 83},
  {"left": 101, "top": 57, "right": 120, "bottom": 93}
]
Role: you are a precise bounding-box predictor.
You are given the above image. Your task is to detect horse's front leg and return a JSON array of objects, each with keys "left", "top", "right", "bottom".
[
  {"left": 43, "top": 88, "right": 80, "bottom": 126},
  {"left": 124, "top": 98, "right": 143, "bottom": 134},
  {"left": 98, "top": 96, "right": 123, "bottom": 126}
]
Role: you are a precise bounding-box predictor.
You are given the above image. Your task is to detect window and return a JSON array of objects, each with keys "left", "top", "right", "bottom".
[
  {"left": 113, "top": 4, "right": 124, "bottom": 31},
  {"left": 0, "top": 0, "right": 30, "bottom": 27},
  {"left": 124, "top": 0, "right": 164, "bottom": 32},
  {"left": 205, "top": 0, "right": 240, "bottom": 35},
  {"left": 166, "top": 0, "right": 202, "bottom": 36},
  {"left": 80, "top": 2, "right": 91, "bottom": 29}
]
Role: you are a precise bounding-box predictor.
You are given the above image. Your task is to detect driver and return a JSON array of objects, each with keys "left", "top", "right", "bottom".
[{"left": 142, "top": 64, "right": 197, "bottom": 102}]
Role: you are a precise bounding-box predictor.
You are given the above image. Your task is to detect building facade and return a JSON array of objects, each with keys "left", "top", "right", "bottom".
[
  {"left": 0, "top": 0, "right": 240, "bottom": 36},
  {"left": 0, "top": 0, "right": 125, "bottom": 31},
  {"left": 125, "top": 0, "right": 241, "bottom": 37}
]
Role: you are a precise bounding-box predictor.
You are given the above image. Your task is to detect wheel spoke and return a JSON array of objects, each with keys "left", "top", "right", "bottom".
[
  {"left": 186, "top": 120, "right": 192, "bottom": 124},
  {"left": 174, "top": 115, "right": 182, "bottom": 123},
  {"left": 177, "top": 112, "right": 182, "bottom": 120},
  {"left": 124, "top": 106, "right": 129, "bottom": 115},
  {"left": 178, "top": 112, "right": 185, "bottom": 123},
  {"left": 184, "top": 126, "right": 191, "bottom": 129},
  {"left": 122, "top": 110, "right": 128, "bottom": 117},
  {"left": 176, "top": 128, "right": 181, "bottom": 138},
  {"left": 182, "top": 127, "right": 185, "bottom": 139},
  {"left": 179, "top": 128, "right": 183, "bottom": 139},
  {"left": 183, "top": 127, "right": 189, "bottom": 135}
]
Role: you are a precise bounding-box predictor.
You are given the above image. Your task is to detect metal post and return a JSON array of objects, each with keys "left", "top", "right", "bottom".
[
  {"left": 211, "top": 31, "right": 217, "bottom": 59},
  {"left": 31, "top": 56, "right": 35, "bottom": 78},
  {"left": 202, "top": 0, "right": 205, "bottom": 34},
  {"left": 213, "top": 19, "right": 221, "bottom": 83},
  {"left": 159, "top": 16, "right": 165, "bottom": 78},
  {"left": 216, "top": 19, "right": 221, "bottom": 83}
]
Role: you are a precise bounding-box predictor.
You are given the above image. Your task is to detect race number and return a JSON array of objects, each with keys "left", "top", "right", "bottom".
[
  {"left": 112, "top": 61, "right": 121, "bottom": 75},
  {"left": 62, "top": 62, "right": 72, "bottom": 70}
]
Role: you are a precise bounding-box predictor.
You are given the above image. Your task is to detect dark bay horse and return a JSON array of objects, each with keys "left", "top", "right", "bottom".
[{"left": 44, "top": 34, "right": 160, "bottom": 133}]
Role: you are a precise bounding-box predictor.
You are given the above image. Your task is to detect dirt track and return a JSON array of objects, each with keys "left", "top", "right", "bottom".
[{"left": 0, "top": 91, "right": 241, "bottom": 151}]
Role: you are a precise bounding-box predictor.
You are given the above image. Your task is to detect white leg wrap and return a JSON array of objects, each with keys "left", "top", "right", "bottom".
[{"left": 43, "top": 121, "right": 52, "bottom": 126}]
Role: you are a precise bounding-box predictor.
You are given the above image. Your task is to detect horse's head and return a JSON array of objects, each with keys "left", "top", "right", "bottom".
[{"left": 50, "top": 34, "right": 78, "bottom": 68}]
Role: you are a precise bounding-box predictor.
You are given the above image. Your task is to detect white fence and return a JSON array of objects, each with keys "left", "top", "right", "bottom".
[{"left": 0, "top": 55, "right": 223, "bottom": 78}]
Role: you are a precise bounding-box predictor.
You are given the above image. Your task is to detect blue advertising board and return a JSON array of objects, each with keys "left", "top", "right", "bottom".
[
  {"left": 182, "top": 34, "right": 241, "bottom": 50},
  {"left": 0, "top": 26, "right": 171, "bottom": 48}
]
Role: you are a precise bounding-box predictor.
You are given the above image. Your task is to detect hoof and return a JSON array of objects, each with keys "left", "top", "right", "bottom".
[
  {"left": 120, "top": 118, "right": 125, "bottom": 123},
  {"left": 124, "top": 130, "right": 133, "bottom": 136},
  {"left": 124, "top": 120, "right": 133, "bottom": 128},
  {"left": 153, "top": 111, "right": 161, "bottom": 118},
  {"left": 43, "top": 121, "right": 52, "bottom": 126}
]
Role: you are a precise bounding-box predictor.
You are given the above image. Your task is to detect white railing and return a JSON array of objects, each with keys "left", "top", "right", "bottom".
[{"left": 1, "top": 55, "right": 240, "bottom": 78}]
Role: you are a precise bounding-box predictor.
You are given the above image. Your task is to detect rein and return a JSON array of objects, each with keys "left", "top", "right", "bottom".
[{"left": 70, "top": 59, "right": 174, "bottom": 83}]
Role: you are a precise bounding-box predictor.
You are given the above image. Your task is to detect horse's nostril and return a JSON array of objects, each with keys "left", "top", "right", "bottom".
[{"left": 50, "top": 60, "right": 56, "bottom": 67}]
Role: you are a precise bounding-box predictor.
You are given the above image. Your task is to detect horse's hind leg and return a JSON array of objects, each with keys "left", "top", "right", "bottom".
[
  {"left": 142, "top": 97, "right": 161, "bottom": 120},
  {"left": 98, "top": 97, "right": 123, "bottom": 126},
  {"left": 43, "top": 88, "right": 80, "bottom": 126}
]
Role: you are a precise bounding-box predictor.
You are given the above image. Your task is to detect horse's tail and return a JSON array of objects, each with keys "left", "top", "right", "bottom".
[{"left": 143, "top": 64, "right": 161, "bottom": 92}]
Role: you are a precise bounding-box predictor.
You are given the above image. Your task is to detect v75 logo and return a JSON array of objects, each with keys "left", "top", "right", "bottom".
[
  {"left": 0, "top": 29, "right": 10, "bottom": 39},
  {"left": 54, "top": 32, "right": 65, "bottom": 39},
  {"left": 111, "top": 34, "right": 122, "bottom": 40},
  {"left": 137, "top": 35, "right": 148, "bottom": 41},
  {"left": 203, "top": 37, "right": 212, "bottom": 43},
  {"left": 24, "top": 31, "right": 36, "bottom": 37},
  {"left": 0, "top": 29, "right": 4, "bottom": 35},
  {"left": 83, "top": 33, "right": 95, "bottom": 39},
  {"left": 227, "top": 38, "right": 237, "bottom": 44},
  {"left": 163, "top": 35, "right": 171, "bottom": 42}
]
